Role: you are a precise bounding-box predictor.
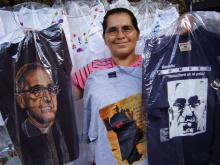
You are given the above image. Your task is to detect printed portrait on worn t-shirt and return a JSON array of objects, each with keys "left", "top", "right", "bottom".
[
  {"left": 99, "top": 93, "right": 147, "bottom": 165},
  {"left": 167, "top": 78, "right": 208, "bottom": 139}
]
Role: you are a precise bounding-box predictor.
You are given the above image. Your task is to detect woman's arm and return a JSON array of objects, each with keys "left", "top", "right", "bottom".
[{"left": 72, "top": 86, "right": 83, "bottom": 100}]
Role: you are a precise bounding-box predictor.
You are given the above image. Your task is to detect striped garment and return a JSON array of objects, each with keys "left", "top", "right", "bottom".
[{"left": 71, "top": 55, "right": 142, "bottom": 90}]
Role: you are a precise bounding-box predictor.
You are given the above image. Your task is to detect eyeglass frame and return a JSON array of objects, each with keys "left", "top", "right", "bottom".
[
  {"left": 105, "top": 25, "right": 134, "bottom": 36},
  {"left": 17, "top": 84, "right": 60, "bottom": 99},
  {"left": 173, "top": 97, "right": 201, "bottom": 110}
]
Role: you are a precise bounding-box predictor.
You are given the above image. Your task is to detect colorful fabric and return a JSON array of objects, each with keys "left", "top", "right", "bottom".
[{"left": 66, "top": 2, "right": 109, "bottom": 71}]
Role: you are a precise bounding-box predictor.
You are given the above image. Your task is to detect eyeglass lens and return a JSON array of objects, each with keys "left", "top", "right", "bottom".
[
  {"left": 106, "top": 25, "right": 133, "bottom": 36},
  {"left": 20, "top": 84, "right": 59, "bottom": 99}
]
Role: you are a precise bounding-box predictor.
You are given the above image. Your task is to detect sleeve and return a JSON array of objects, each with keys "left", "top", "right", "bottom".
[
  {"left": 81, "top": 77, "right": 92, "bottom": 144},
  {"left": 71, "top": 62, "right": 93, "bottom": 90}
]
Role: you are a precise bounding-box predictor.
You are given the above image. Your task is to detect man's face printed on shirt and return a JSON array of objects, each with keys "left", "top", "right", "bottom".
[
  {"left": 17, "top": 68, "right": 57, "bottom": 127},
  {"left": 168, "top": 79, "right": 207, "bottom": 138},
  {"left": 173, "top": 86, "right": 201, "bottom": 134}
]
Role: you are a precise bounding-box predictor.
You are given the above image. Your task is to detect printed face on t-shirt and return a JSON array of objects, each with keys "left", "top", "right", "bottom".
[
  {"left": 17, "top": 68, "right": 58, "bottom": 128},
  {"left": 104, "top": 13, "right": 139, "bottom": 59},
  {"left": 167, "top": 79, "right": 207, "bottom": 138}
]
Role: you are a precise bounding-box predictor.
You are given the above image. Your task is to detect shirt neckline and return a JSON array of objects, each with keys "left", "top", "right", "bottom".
[{"left": 111, "top": 55, "right": 141, "bottom": 67}]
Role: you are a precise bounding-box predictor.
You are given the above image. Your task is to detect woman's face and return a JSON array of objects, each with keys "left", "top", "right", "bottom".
[{"left": 104, "top": 13, "right": 139, "bottom": 58}]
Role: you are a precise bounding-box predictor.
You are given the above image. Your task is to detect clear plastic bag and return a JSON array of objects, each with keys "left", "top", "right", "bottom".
[
  {"left": 64, "top": 0, "right": 110, "bottom": 72},
  {"left": 0, "top": 126, "right": 21, "bottom": 164},
  {"left": 0, "top": 23, "right": 79, "bottom": 164},
  {"left": 142, "top": 12, "right": 220, "bottom": 165},
  {"left": 0, "top": 2, "right": 57, "bottom": 45}
]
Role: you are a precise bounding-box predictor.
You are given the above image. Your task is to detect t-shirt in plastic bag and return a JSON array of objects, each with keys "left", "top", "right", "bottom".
[
  {"left": 0, "top": 24, "right": 79, "bottom": 164},
  {"left": 142, "top": 12, "right": 220, "bottom": 165}
]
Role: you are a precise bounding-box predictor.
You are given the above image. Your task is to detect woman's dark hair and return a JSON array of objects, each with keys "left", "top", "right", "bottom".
[{"left": 102, "top": 8, "right": 140, "bottom": 37}]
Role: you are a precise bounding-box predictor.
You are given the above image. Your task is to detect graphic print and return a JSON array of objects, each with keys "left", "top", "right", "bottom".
[
  {"left": 15, "top": 63, "right": 58, "bottom": 137},
  {"left": 99, "top": 93, "right": 146, "bottom": 165},
  {"left": 167, "top": 78, "right": 208, "bottom": 139}
]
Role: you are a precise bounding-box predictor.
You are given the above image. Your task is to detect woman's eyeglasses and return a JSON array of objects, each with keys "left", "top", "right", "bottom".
[
  {"left": 106, "top": 25, "right": 134, "bottom": 36},
  {"left": 18, "top": 84, "right": 59, "bottom": 99}
]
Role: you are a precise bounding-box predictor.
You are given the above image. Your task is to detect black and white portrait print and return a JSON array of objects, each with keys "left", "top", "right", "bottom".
[{"left": 167, "top": 78, "right": 207, "bottom": 139}]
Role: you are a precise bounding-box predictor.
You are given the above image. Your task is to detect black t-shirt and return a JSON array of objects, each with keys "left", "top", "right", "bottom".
[
  {"left": 0, "top": 24, "right": 79, "bottom": 165},
  {"left": 143, "top": 27, "right": 220, "bottom": 165}
]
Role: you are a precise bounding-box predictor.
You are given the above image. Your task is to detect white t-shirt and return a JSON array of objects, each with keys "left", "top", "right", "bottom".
[{"left": 66, "top": 2, "right": 110, "bottom": 71}]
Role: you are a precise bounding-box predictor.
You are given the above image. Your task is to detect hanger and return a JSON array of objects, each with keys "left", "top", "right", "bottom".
[
  {"left": 179, "top": 14, "right": 193, "bottom": 35},
  {"left": 178, "top": 0, "right": 193, "bottom": 35}
]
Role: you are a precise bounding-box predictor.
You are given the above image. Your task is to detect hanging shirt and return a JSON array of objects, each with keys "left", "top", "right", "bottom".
[
  {"left": 71, "top": 55, "right": 142, "bottom": 90},
  {"left": 142, "top": 26, "right": 220, "bottom": 165},
  {"left": 0, "top": 10, "right": 24, "bottom": 44},
  {"left": 0, "top": 10, "right": 19, "bottom": 38},
  {"left": 66, "top": 2, "right": 109, "bottom": 71},
  {"left": 0, "top": 126, "right": 21, "bottom": 164},
  {"left": 136, "top": 6, "right": 179, "bottom": 54},
  {"left": 83, "top": 66, "right": 148, "bottom": 165},
  {"left": 17, "top": 7, "right": 56, "bottom": 30},
  {"left": 0, "top": 24, "right": 79, "bottom": 165},
  {"left": 52, "top": 7, "right": 74, "bottom": 64}
]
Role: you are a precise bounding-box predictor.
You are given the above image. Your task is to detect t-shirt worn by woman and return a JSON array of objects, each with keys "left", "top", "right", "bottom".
[{"left": 71, "top": 55, "right": 142, "bottom": 90}]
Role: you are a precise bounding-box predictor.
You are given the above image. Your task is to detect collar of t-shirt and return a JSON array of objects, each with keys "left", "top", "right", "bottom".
[
  {"left": 17, "top": 7, "right": 56, "bottom": 30},
  {"left": 93, "top": 65, "right": 142, "bottom": 83},
  {"left": 111, "top": 55, "right": 141, "bottom": 67}
]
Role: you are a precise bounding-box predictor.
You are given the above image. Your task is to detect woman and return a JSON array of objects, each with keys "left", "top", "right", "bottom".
[{"left": 71, "top": 8, "right": 141, "bottom": 99}]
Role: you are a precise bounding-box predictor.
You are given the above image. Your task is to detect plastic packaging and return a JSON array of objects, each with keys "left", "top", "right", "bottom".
[
  {"left": 1, "top": 2, "right": 55, "bottom": 31},
  {"left": 64, "top": 0, "right": 110, "bottom": 72},
  {"left": 0, "top": 23, "right": 79, "bottom": 164},
  {"left": 0, "top": 126, "right": 21, "bottom": 164},
  {"left": 136, "top": 4, "right": 179, "bottom": 54},
  {"left": 142, "top": 12, "right": 220, "bottom": 165},
  {"left": 0, "top": 10, "right": 20, "bottom": 44},
  {"left": 0, "top": 2, "right": 57, "bottom": 45},
  {"left": 52, "top": 2, "right": 74, "bottom": 71}
]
